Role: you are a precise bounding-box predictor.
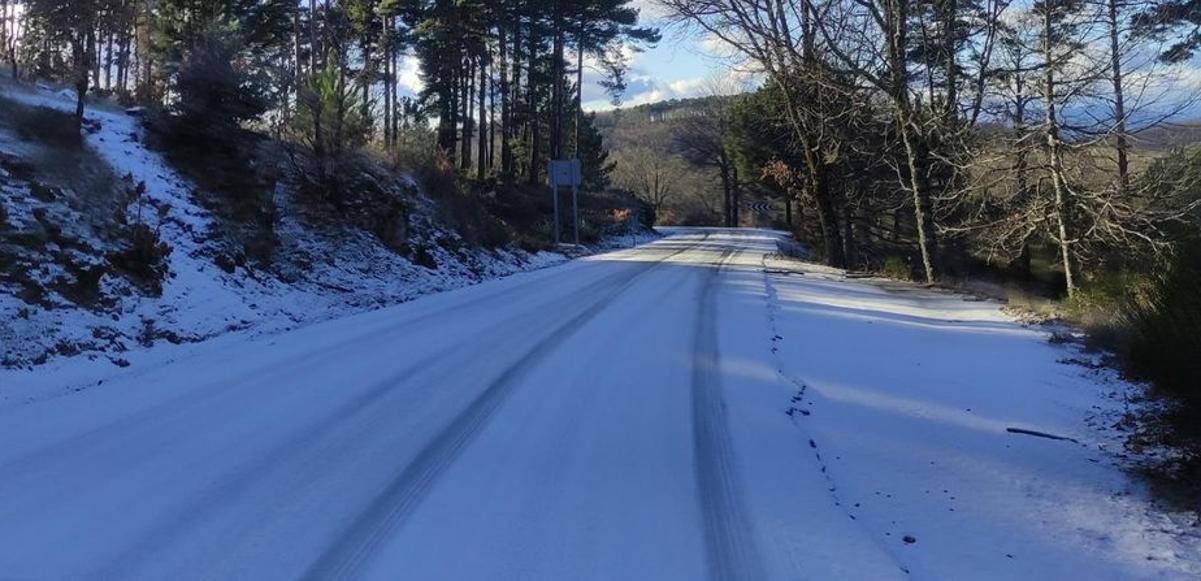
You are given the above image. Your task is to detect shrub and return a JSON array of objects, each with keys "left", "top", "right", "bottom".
[
  {"left": 408, "top": 244, "right": 437, "bottom": 269},
  {"left": 9, "top": 102, "right": 81, "bottom": 148},
  {"left": 108, "top": 223, "right": 172, "bottom": 296},
  {"left": 1064, "top": 270, "right": 1154, "bottom": 339},
  {"left": 62, "top": 264, "right": 105, "bottom": 306},
  {"left": 880, "top": 255, "right": 912, "bottom": 280},
  {"left": 417, "top": 165, "right": 510, "bottom": 249},
  {"left": 1066, "top": 238, "right": 1201, "bottom": 485},
  {"left": 1122, "top": 241, "right": 1201, "bottom": 401},
  {"left": 1121, "top": 243, "right": 1201, "bottom": 488}
]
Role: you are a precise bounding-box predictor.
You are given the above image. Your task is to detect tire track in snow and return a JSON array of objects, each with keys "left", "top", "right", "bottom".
[
  {"left": 692, "top": 241, "right": 767, "bottom": 581},
  {"left": 69, "top": 240, "right": 711, "bottom": 579},
  {"left": 0, "top": 236, "right": 707, "bottom": 490},
  {"left": 302, "top": 238, "right": 710, "bottom": 580},
  {"left": 0, "top": 236, "right": 698, "bottom": 451},
  {"left": 87, "top": 351, "right": 455, "bottom": 580}
]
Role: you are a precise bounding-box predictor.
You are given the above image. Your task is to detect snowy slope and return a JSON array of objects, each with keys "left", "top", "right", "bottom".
[
  {"left": 0, "top": 229, "right": 1195, "bottom": 580},
  {"left": 0, "top": 80, "right": 590, "bottom": 377}
]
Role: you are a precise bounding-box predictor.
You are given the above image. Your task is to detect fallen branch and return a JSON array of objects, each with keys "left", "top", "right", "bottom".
[{"left": 1006, "top": 427, "right": 1079, "bottom": 443}]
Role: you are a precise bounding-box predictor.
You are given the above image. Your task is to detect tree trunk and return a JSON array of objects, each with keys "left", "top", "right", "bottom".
[
  {"left": 842, "top": 192, "right": 857, "bottom": 268},
  {"left": 308, "top": 0, "right": 319, "bottom": 73},
  {"left": 889, "top": 0, "right": 937, "bottom": 283},
  {"left": 117, "top": 22, "right": 131, "bottom": 95},
  {"left": 360, "top": 41, "right": 371, "bottom": 136},
  {"left": 104, "top": 30, "right": 115, "bottom": 91},
  {"left": 91, "top": 30, "right": 101, "bottom": 89},
  {"left": 551, "top": 19, "right": 564, "bottom": 160},
  {"left": 719, "top": 162, "right": 733, "bottom": 227},
  {"left": 574, "top": 24, "right": 583, "bottom": 158},
  {"left": 7, "top": 0, "right": 19, "bottom": 80},
  {"left": 0, "top": 0, "right": 6, "bottom": 79},
  {"left": 499, "top": 25, "right": 512, "bottom": 177},
  {"left": 812, "top": 165, "right": 846, "bottom": 267},
  {"left": 488, "top": 58, "right": 496, "bottom": 170},
  {"left": 1013, "top": 73, "right": 1028, "bottom": 200},
  {"left": 940, "top": 0, "right": 958, "bottom": 123},
  {"left": 392, "top": 43, "right": 400, "bottom": 143},
  {"left": 293, "top": 1, "right": 303, "bottom": 83},
  {"left": 527, "top": 29, "right": 541, "bottom": 185},
  {"left": 899, "top": 113, "right": 938, "bottom": 284},
  {"left": 1106, "top": 0, "right": 1129, "bottom": 194},
  {"left": 137, "top": 2, "right": 154, "bottom": 103},
  {"left": 381, "top": 16, "right": 391, "bottom": 149},
  {"left": 74, "top": 35, "right": 91, "bottom": 128},
  {"left": 478, "top": 50, "right": 487, "bottom": 180},
  {"left": 1043, "top": 5, "right": 1075, "bottom": 297},
  {"left": 440, "top": 62, "right": 457, "bottom": 162},
  {"left": 1015, "top": 242, "right": 1032, "bottom": 280},
  {"left": 462, "top": 56, "right": 474, "bottom": 170},
  {"left": 725, "top": 158, "right": 735, "bottom": 226}
]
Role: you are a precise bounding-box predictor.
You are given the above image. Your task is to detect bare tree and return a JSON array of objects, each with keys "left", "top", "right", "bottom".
[
  {"left": 672, "top": 93, "right": 741, "bottom": 226},
  {"left": 612, "top": 145, "right": 687, "bottom": 215}
]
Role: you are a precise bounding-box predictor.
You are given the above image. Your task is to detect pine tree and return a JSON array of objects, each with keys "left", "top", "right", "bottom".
[{"left": 573, "top": 111, "right": 612, "bottom": 190}]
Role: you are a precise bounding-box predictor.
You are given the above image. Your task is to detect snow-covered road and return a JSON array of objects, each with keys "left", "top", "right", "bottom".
[{"left": 1, "top": 229, "right": 1196, "bottom": 580}]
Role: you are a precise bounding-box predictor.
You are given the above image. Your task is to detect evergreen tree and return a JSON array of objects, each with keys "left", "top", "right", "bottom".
[
  {"left": 573, "top": 111, "right": 613, "bottom": 190},
  {"left": 171, "top": 25, "right": 270, "bottom": 145},
  {"left": 294, "top": 56, "right": 370, "bottom": 160}
]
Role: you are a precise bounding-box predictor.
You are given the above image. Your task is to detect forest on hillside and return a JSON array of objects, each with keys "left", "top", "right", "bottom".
[{"left": 0, "top": 0, "right": 658, "bottom": 248}]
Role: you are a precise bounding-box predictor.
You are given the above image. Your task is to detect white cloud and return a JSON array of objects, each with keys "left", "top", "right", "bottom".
[
  {"left": 397, "top": 55, "right": 424, "bottom": 94},
  {"left": 584, "top": 75, "right": 743, "bottom": 111},
  {"left": 628, "top": 0, "right": 672, "bottom": 21}
]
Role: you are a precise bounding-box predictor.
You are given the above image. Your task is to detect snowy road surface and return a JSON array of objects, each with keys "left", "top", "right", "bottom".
[{"left": 1, "top": 229, "right": 1197, "bottom": 580}]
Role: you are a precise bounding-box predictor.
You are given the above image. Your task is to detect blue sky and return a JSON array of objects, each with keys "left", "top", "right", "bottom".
[{"left": 579, "top": 2, "right": 735, "bottom": 110}]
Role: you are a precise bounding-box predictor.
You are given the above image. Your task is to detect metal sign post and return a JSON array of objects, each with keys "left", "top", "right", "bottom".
[
  {"left": 548, "top": 159, "right": 582, "bottom": 245},
  {"left": 572, "top": 180, "right": 579, "bottom": 244},
  {"left": 552, "top": 177, "right": 561, "bottom": 245}
]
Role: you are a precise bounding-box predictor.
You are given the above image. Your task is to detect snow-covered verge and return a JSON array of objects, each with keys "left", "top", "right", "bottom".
[
  {"left": 747, "top": 246, "right": 1201, "bottom": 578},
  {"left": 0, "top": 80, "right": 650, "bottom": 389}
]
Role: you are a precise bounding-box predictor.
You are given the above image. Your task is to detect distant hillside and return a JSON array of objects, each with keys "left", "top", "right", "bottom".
[
  {"left": 595, "top": 95, "right": 742, "bottom": 226},
  {"left": 594, "top": 95, "right": 732, "bottom": 147},
  {"left": 1130, "top": 121, "right": 1201, "bottom": 151}
]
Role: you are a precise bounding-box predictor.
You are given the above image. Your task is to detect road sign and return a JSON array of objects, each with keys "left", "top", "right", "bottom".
[
  {"left": 749, "top": 201, "right": 772, "bottom": 215},
  {"left": 548, "top": 159, "right": 581, "bottom": 187},
  {"left": 548, "top": 159, "right": 582, "bottom": 245}
]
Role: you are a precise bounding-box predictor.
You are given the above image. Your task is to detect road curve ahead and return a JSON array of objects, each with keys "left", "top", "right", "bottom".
[{"left": 0, "top": 229, "right": 1194, "bottom": 580}]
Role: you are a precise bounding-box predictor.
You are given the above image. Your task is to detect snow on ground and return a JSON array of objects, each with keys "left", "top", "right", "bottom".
[
  {"left": 0, "top": 228, "right": 1195, "bottom": 579},
  {"left": 0, "top": 80, "right": 652, "bottom": 395},
  {"left": 736, "top": 239, "right": 1201, "bottom": 579}
]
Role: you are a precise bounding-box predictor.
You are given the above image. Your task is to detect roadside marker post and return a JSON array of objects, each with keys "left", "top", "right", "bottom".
[{"left": 548, "top": 159, "right": 582, "bottom": 245}]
